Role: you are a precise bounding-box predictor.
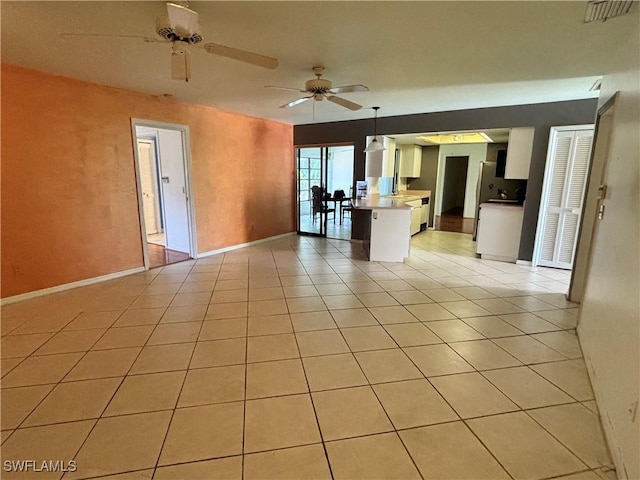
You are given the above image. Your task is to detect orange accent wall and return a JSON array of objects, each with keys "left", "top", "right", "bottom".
[{"left": 1, "top": 64, "right": 294, "bottom": 298}]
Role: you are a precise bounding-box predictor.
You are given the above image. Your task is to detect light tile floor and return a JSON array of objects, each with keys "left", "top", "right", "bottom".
[
  {"left": 0, "top": 231, "right": 616, "bottom": 480},
  {"left": 299, "top": 215, "right": 352, "bottom": 240}
]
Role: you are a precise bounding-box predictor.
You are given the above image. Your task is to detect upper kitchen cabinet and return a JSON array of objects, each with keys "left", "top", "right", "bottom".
[
  {"left": 504, "top": 127, "right": 535, "bottom": 179},
  {"left": 399, "top": 145, "right": 422, "bottom": 177}
]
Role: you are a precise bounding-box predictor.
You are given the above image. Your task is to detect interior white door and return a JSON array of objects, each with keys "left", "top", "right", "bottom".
[
  {"left": 137, "top": 140, "right": 160, "bottom": 235},
  {"left": 157, "top": 129, "right": 191, "bottom": 254},
  {"left": 538, "top": 128, "right": 594, "bottom": 269}
]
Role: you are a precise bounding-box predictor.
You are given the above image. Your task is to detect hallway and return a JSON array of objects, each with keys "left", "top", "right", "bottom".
[
  {"left": 435, "top": 207, "right": 475, "bottom": 234},
  {"left": 0, "top": 231, "right": 614, "bottom": 480}
]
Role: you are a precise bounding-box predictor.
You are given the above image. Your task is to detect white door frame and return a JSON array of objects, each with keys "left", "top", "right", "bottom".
[
  {"left": 131, "top": 119, "right": 197, "bottom": 269},
  {"left": 569, "top": 94, "right": 618, "bottom": 302},
  {"left": 532, "top": 124, "right": 594, "bottom": 268}
]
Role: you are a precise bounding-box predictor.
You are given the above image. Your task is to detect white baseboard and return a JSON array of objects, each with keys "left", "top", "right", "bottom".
[
  {"left": 481, "top": 254, "right": 517, "bottom": 263},
  {"left": 516, "top": 260, "right": 533, "bottom": 266},
  {"left": 197, "top": 232, "right": 296, "bottom": 258},
  {"left": 1, "top": 267, "right": 146, "bottom": 306},
  {"left": 2, "top": 232, "right": 297, "bottom": 305}
]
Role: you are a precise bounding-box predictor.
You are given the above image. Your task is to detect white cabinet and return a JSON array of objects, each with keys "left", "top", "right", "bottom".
[
  {"left": 370, "top": 208, "right": 412, "bottom": 262},
  {"left": 406, "top": 199, "right": 422, "bottom": 235},
  {"left": 399, "top": 145, "right": 422, "bottom": 177},
  {"left": 505, "top": 127, "right": 535, "bottom": 179},
  {"left": 420, "top": 202, "right": 429, "bottom": 228},
  {"left": 476, "top": 204, "right": 524, "bottom": 263}
]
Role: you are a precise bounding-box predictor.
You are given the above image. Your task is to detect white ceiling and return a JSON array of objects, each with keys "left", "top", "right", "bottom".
[{"left": 2, "top": 1, "right": 637, "bottom": 125}]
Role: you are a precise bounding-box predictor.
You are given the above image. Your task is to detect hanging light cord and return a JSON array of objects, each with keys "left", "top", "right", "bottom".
[
  {"left": 364, "top": 106, "right": 386, "bottom": 152},
  {"left": 372, "top": 106, "right": 380, "bottom": 138}
]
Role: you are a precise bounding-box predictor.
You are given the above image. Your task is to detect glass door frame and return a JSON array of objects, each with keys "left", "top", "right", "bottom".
[{"left": 296, "top": 146, "right": 329, "bottom": 237}]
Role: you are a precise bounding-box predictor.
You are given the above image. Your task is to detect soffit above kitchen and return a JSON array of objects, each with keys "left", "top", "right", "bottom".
[
  {"left": 392, "top": 129, "right": 511, "bottom": 146},
  {"left": 1, "top": 1, "right": 637, "bottom": 125}
]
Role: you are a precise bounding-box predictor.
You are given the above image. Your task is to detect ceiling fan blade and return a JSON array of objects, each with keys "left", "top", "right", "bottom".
[
  {"left": 326, "top": 95, "right": 363, "bottom": 111},
  {"left": 204, "top": 42, "right": 279, "bottom": 69},
  {"left": 280, "top": 96, "right": 312, "bottom": 109},
  {"left": 59, "top": 33, "right": 167, "bottom": 43},
  {"left": 265, "top": 85, "right": 306, "bottom": 93},
  {"left": 330, "top": 84, "right": 369, "bottom": 94}
]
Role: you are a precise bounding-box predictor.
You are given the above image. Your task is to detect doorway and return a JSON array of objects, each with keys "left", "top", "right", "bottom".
[
  {"left": 437, "top": 156, "right": 471, "bottom": 233},
  {"left": 137, "top": 139, "right": 163, "bottom": 246},
  {"left": 296, "top": 145, "right": 354, "bottom": 240},
  {"left": 132, "top": 120, "right": 196, "bottom": 269}
]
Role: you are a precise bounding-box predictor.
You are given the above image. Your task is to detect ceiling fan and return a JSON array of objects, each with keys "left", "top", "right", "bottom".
[
  {"left": 266, "top": 67, "right": 369, "bottom": 111},
  {"left": 59, "top": 2, "right": 279, "bottom": 82}
]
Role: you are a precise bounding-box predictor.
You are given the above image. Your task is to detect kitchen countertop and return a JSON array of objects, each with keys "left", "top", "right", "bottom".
[
  {"left": 353, "top": 190, "right": 431, "bottom": 210},
  {"left": 397, "top": 189, "right": 431, "bottom": 199},
  {"left": 479, "top": 202, "right": 524, "bottom": 209}
]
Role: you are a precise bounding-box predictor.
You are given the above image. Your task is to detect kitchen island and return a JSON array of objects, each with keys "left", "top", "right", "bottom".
[{"left": 353, "top": 190, "right": 430, "bottom": 262}]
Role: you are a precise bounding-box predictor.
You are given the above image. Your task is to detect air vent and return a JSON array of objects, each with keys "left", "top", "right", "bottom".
[{"left": 585, "top": 0, "right": 634, "bottom": 22}]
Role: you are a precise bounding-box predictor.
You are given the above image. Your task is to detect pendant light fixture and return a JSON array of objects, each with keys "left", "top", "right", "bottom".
[{"left": 364, "top": 106, "right": 386, "bottom": 152}]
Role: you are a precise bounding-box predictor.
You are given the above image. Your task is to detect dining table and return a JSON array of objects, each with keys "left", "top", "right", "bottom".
[{"left": 326, "top": 197, "right": 352, "bottom": 225}]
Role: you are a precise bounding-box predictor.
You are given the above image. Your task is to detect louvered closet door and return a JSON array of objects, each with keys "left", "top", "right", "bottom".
[{"left": 539, "top": 129, "right": 594, "bottom": 269}]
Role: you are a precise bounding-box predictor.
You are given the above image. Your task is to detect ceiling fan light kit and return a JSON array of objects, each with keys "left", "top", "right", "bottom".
[
  {"left": 157, "top": 3, "right": 203, "bottom": 44},
  {"left": 364, "top": 106, "right": 386, "bottom": 152}
]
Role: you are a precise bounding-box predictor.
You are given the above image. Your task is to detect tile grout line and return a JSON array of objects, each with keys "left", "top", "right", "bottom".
[
  {"left": 9, "top": 310, "right": 119, "bottom": 434},
  {"left": 291, "top": 310, "right": 336, "bottom": 480},
  {"left": 2, "top": 233, "right": 586, "bottom": 479},
  {"left": 150, "top": 258, "right": 214, "bottom": 479},
  {"left": 240, "top": 252, "right": 254, "bottom": 480}
]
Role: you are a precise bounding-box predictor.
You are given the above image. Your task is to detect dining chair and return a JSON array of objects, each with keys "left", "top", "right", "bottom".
[
  {"left": 341, "top": 198, "right": 353, "bottom": 224},
  {"left": 311, "top": 186, "right": 336, "bottom": 223}
]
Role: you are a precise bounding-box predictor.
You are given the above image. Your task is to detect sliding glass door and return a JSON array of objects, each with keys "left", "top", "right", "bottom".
[
  {"left": 297, "top": 147, "right": 328, "bottom": 236},
  {"left": 296, "top": 145, "right": 354, "bottom": 238}
]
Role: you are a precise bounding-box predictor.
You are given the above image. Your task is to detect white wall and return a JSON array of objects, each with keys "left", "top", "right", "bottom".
[
  {"left": 577, "top": 23, "right": 640, "bottom": 479},
  {"left": 328, "top": 146, "right": 354, "bottom": 195},
  {"left": 434, "top": 143, "right": 488, "bottom": 217},
  {"left": 365, "top": 136, "right": 395, "bottom": 195}
]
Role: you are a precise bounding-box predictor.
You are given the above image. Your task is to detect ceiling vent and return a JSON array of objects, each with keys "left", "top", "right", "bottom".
[{"left": 585, "top": 0, "right": 635, "bottom": 22}]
